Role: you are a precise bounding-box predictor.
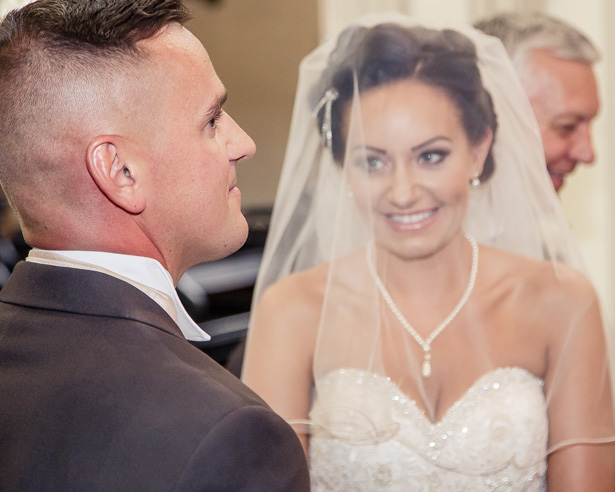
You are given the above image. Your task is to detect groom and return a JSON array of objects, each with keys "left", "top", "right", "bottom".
[{"left": 0, "top": 0, "right": 309, "bottom": 490}]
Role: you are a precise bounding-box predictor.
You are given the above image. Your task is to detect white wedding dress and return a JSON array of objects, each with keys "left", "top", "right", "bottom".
[{"left": 309, "top": 367, "right": 547, "bottom": 491}]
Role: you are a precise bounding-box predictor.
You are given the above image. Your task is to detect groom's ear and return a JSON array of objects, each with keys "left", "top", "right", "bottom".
[{"left": 86, "top": 136, "right": 146, "bottom": 215}]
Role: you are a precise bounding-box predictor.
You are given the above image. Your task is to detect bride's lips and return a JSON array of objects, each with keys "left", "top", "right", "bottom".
[{"left": 383, "top": 208, "right": 438, "bottom": 230}]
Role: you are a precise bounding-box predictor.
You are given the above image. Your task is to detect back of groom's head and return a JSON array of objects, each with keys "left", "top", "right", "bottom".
[
  {"left": 0, "top": 0, "right": 255, "bottom": 282},
  {"left": 0, "top": 0, "right": 191, "bottom": 247}
]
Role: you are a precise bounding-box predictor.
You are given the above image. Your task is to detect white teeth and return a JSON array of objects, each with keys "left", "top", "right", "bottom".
[{"left": 389, "top": 210, "right": 434, "bottom": 224}]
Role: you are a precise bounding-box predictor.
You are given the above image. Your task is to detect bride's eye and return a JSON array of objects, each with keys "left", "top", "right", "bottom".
[
  {"left": 418, "top": 149, "right": 449, "bottom": 165},
  {"left": 368, "top": 157, "right": 385, "bottom": 171},
  {"left": 355, "top": 156, "right": 385, "bottom": 173}
]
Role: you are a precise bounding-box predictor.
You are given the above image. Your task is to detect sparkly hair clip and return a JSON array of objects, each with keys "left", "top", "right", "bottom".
[{"left": 312, "top": 88, "right": 339, "bottom": 148}]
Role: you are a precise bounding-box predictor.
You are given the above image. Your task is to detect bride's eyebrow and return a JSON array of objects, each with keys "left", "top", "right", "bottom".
[
  {"left": 412, "top": 136, "right": 451, "bottom": 151},
  {"left": 350, "top": 137, "right": 451, "bottom": 155},
  {"left": 351, "top": 145, "right": 387, "bottom": 154}
]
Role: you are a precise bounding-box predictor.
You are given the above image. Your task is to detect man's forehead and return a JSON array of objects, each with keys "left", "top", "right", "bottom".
[
  {"left": 528, "top": 49, "right": 596, "bottom": 84},
  {"left": 137, "top": 23, "right": 223, "bottom": 93},
  {"left": 525, "top": 50, "right": 598, "bottom": 112},
  {"left": 138, "top": 26, "right": 227, "bottom": 123},
  {"left": 140, "top": 23, "right": 211, "bottom": 66}
]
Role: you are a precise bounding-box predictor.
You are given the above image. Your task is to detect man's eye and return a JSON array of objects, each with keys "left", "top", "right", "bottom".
[
  {"left": 206, "top": 109, "right": 224, "bottom": 130},
  {"left": 556, "top": 125, "right": 577, "bottom": 136}
]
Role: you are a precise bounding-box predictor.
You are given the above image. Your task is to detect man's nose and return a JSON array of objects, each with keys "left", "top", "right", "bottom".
[
  {"left": 569, "top": 125, "right": 595, "bottom": 165},
  {"left": 227, "top": 114, "right": 256, "bottom": 163}
]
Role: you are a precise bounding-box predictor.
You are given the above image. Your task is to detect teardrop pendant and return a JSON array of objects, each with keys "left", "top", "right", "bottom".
[
  {"left": 422, "top": 353, "right": 432, "bottom": 378},
  {"left": 366, "top": 236, "right": 478, "bottom": 382}
]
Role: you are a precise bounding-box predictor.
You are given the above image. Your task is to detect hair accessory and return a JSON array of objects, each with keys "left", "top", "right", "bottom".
[
  {"left": 312, "top": 88, "right": 339, "bottom": 148},
  {"left": 366, "top": 234, "right": 478, "bottom": 378}
]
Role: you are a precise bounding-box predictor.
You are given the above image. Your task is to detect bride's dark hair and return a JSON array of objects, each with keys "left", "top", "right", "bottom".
[{"left": 312, "top": 23, "right": 498, "bottom": 181}]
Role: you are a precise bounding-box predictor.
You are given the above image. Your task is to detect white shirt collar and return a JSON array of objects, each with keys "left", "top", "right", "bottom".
[{"left": 26, "top": 249, "right": 210, "bottom": 342}]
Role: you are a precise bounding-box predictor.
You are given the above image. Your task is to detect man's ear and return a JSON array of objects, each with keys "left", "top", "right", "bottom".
[{"left": 86, "top": 136, "right": 146, "bottom": 214}]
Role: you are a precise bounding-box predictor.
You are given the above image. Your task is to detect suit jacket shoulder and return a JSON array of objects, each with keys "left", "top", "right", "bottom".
[{"left": 0, "top": 262, "right": 309, "bottom": 492}]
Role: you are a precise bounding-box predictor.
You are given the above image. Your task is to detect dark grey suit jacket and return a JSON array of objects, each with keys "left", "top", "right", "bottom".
[{"left": 0, "top": 262, "right": 309, "bottom": 491}]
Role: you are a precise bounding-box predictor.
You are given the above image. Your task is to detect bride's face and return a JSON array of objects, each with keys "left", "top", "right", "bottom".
[{"left": 345, "top": 78, "right": 490, "bottom": 261}]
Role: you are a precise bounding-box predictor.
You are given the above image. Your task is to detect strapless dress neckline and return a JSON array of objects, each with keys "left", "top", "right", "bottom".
[{"left": 309, "top": 367, "right": 547, "bottom": 491}]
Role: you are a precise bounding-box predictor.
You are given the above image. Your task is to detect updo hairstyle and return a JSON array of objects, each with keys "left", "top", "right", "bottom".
[{"left": 312, "top": 23, "right": 498, "bottom": 181}]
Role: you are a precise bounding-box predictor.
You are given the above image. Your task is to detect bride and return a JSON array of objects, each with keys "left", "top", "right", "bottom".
[{"left": 242, "top": 13, "right": 615, "bottom": 490}]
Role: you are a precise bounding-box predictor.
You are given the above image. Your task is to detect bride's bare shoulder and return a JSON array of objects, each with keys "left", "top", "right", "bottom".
[
  {"left": 481, "top": 246, "right": 599, "bottom": 316},
  {"left": 258, "top": 249, "right": 366, "bottom": 308},
  {"left": 253, "top": 262, "right": 331, "bottom": 328},
  {"left": 263, "top": 262, "right": 329, "bottom": 301}
]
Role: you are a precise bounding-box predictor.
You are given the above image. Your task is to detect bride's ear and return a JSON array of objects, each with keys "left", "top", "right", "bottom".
[{"left": 471, "top": 128, "right": 493, "bottom": 177}]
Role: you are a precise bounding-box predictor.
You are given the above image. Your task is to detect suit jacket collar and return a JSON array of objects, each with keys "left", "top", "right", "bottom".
[{"left": 0, "top": 261, "right": 185, "bottom": 340}]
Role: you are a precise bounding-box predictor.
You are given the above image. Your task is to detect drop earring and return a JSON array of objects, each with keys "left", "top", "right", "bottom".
[{"left": 470, "top": 172, "right": 480, "bottom": 187}]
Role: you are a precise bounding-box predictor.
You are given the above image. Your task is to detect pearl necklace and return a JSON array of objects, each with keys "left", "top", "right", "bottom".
[{"left": 366, "top": 234, "right": 478, "bottom": 378}]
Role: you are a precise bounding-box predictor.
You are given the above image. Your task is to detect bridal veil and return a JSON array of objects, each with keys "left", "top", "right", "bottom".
[{"left": 245, "top": 12, "right": 615, "bottom": 478}]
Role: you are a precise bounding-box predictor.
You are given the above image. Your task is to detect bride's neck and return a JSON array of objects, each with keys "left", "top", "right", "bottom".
[{"left": 374, "top": 235, "right": 474, "bottom": 302}]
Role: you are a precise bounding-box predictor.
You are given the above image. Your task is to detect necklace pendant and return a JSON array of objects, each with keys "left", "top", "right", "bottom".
[{"left": 367, "top": 235, "right": 478, "bottom": 382}]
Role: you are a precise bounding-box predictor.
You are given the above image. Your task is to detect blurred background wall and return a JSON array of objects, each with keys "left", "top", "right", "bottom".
[{"left": 183, "top": 0, "right": 320, "bottom": 209}]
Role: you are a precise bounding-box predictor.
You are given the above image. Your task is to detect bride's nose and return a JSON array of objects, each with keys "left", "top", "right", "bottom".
[{"left": 387, "top": 164, "right": 421, "bottom": 207}]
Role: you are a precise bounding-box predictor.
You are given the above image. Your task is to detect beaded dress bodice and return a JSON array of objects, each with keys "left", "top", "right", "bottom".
[{"left": 309, "top": 367, "right": 547, "bottom": 491}]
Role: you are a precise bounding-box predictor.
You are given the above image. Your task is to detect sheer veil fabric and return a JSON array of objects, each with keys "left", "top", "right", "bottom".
[{"left": 246, "top": 12, "right": 615, "bottom": 482}]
